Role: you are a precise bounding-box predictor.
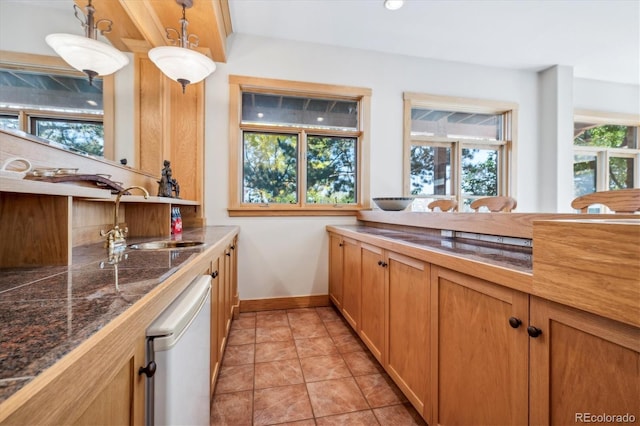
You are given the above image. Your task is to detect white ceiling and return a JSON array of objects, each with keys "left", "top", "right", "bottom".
[{"left": 228, "top": 0, "right": 640, "bottom": 86}]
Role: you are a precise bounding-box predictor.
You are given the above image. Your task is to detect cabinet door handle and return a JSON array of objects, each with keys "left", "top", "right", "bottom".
[
  {"left": 230, "top": 245, "right": 235, "bottom": 250},
  {"left": 138, "top": 361, "right": 157, "bottom": 377},
  {"left": 508, "top": 317, "right": 522, "bottom": 328},
  {"left": 225, "top": 251, "right": 231, "bottom": 257},
  {"left": 339, "top": 243, "right": 343, "bottom": 247},
  {"left": 380, "top": 261, "right": 388, "bottom": 267},
  {"left": 378, "top": 260, "right": 383, "bottom": 266},
  {"left": 211, "top": 271, "right": 219, "bottom": 278},
  {"left": 527, "top": 326, "right": 543, "bottom": 338}
]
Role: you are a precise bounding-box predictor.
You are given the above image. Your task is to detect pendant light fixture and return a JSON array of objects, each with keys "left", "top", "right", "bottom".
[
  {"left": 45, "top": 0, "right": 129, "bottom": 86},
  {"left": 148, "top": 0, "right": 216, "bottom": 94}
]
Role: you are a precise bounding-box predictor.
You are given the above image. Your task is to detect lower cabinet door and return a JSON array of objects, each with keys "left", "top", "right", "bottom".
[
  {"left": 386, "top": 251, "right": 430, "bottom": 420},
  {"left": 341, "top": 237, "right": 361, "bottom": 330},
  {"left": 430, "top": 266, "right": 529, "bottom": 426},
  {"left": 359, "top": 243, "right": 386, "bottom": 363},
  {"left": 529, "top": 296, "right": 640, "bottom": 425}
]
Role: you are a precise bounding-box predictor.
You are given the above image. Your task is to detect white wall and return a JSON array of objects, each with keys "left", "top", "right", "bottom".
[{"left": 204, "top": 33, "right": 541, "bottom": 300}]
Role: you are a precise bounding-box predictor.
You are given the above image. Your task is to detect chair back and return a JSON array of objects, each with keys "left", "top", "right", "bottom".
[
  {"left": 571, "top": 188, "right": 640, "bottom": 213},
  {"left": 428, "top": 199, "right": 458, "bottom": 212},
  {"left": 470, "top": 196, "right": 517, "bottom": 212}
]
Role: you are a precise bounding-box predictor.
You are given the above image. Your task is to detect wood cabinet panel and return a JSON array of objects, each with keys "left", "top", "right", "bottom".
[
  {"left": 359, "top": 243, "right": 386, "bottom": 363},
  {"left": 529, "top": 297, "right": 640, "bottom": 425},
  {"left": 210, "top": 257, "right": 220, "bottom": 399},
  {"left": 137, "top": 56, "right": 164, "bottom": 176},
  {"left": 431, "top": 266, "right": 529, "bottom": 426},
  {"left": 341, "top": 237, "right": 361, "bottom": 329},
  {"left": 328, "top": 233, "right": 344, "bottom": 309},
  {"left": 386, "top": 251, "right": 430, "bottom": 417}
]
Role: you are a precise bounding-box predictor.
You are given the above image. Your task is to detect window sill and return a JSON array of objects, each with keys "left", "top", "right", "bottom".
[{"left": 227, "top": 207, "right": 364, "bottom": 217}]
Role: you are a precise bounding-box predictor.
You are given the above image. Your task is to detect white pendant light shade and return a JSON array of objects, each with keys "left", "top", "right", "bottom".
[
  {"left": 46, "top": 33, "right": 129, "bottom": 77},
  {"left": 148, "top": 46, "right": 216, "bottom": 86}
]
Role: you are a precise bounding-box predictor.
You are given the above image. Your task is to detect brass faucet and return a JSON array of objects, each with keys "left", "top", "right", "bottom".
[{"left": 101, "top": 186, "right": 150, "bottom": 253}]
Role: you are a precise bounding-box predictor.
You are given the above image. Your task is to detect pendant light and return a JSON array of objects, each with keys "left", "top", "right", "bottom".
[
  {"left": 148, "top": 0, "right": 216, "bottom": 94},
  {"left": 45, "top": 0, "right": 129, "bottom": 86}
]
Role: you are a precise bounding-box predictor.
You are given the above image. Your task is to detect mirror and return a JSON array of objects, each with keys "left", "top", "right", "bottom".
[{"left": 0, "top": 0, "right": 136, "bottom": 169}]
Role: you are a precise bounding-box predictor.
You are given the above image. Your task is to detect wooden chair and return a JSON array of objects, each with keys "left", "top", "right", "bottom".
[
  {"left": 571, "top": 188, "right": 640, "bottom": 213},
  {"left": 470, "top": 196, "right": 517, "bottom": 212},
  {"left": 428, "top": 199, "right": 458, "bottom": 212}
]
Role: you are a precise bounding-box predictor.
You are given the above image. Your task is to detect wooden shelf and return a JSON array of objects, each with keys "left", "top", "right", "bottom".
[
  {"left": 0, "top": 177, "right": 112, "bottom": 199},
  {"left": 86, "top": 195, "right": 200, "bottom": 206}
]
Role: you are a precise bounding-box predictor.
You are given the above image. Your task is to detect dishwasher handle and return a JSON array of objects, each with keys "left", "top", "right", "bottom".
[{"left": 139, "top": 361, "right": 157, "bottom": 377}]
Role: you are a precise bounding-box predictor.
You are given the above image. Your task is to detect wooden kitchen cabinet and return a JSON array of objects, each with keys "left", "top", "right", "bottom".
[
  {"left": 529, "top": 296, "right": 640, "bottom": 425},
  {"left": 386, "top": 251, "right": 431, "bottom": 421},
  {"left": 430, "top": 266, "right": 529, "bottom": 426},
  {"left": 341, "top": 237, "right": 361, "bottom": 330},
  {"left": 359, "top": 242, "right": 387, "bottom": 363},
  {"left": 328, "top": 233, "right": 344, "bottom": 310},
  {"left": 209, "top": 256, "right": 220, "bottom": 398}
]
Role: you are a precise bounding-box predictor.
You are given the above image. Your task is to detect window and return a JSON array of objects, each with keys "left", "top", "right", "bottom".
[
  {"left": 573, "top": 110, "right": 639, "bottom": 211},
  {"left": 229, "top": 75, "right": 371, "bottom": 216},
  {"left": 403, "top": 93, "right": 516, "bottom": 211},
  {"left": 0, "top": 51, "right": 113, "bottom": 158}
]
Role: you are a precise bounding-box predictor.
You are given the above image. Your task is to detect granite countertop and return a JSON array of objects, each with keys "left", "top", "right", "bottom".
[
  {"left": 0, "top": 226, "right": 237, "bottom": 403},
  {"left": 329, "top": 225, "right": 533, "bottom": 274}
]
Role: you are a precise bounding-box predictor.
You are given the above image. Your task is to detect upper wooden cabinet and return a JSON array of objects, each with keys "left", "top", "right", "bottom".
[{"left": 73, "top": 0, "right": 232, "bottom": 61}]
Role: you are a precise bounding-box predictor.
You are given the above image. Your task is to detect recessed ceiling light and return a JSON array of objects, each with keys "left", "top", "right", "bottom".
[{"left": 384, "top": 0, "right": 404, "bottom": 11}]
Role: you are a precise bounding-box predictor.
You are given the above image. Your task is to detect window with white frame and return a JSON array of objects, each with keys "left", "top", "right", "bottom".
[
  {"left": 228, "top": 75, "right": 371, "bottom": 216},
  {"left": 403, "top": 93, "right": 517, "bottom": 211},
  {"left": 573, "top": 111, "right": 639, "bottom": 211}
]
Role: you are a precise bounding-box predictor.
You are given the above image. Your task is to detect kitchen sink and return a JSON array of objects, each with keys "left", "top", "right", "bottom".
[{"left": 128, "top": 240, "right": 205, "bottom": 250}]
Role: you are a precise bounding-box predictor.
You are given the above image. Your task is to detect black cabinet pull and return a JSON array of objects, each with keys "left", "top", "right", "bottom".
[
  {"left": 230, "top": 245, "right": 235, "bottom": 250},
  {"left": 339, "top": 243, "right": 343, "bottom": 247},
  {"left": 380, "top": 261, "right": 388, "bottom": 267},
  {"left": 508, "top": 317, "right": 522, "bottom": 328},
  {"left": 378, "top": 260, "right": 383, "bottom": 266},
  {"left": 225, "top": 251, "right": 231, "bottom": 257},
  {"left": 527, "top": 326, "right": 542, "bottom": 338},
  {"left": 211, "top": 271, "right": 219, "bottom": 279},
  {"left": 138, "top": 361, "right": 157, "bottom": 377}
]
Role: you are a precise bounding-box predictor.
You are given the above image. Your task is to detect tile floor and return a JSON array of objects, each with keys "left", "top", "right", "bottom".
[{"left": 210, "top": 306, "right": 427, "bottom": 426}]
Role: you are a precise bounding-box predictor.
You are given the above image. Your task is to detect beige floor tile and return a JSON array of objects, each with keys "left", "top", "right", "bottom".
[
  {"left": 306, "top": 377, "right": 369, "bottom": 418},
  {"left": 355, "top": 373, "right": 407, "bottom": 408},
  {"left": 210, "top": 390, "right": 253, "bottom": 426},
  {"left": 316, "top": 409, "right": 380, "bottom": 425},
  {"left": 291, "top": 321, "right": 330, "bottom": 339},
  {"left": 295, "top": 336, "right": 338, "bottom": 359},
  {"left": 315, "top": 306, "right": 342, "bottom": 322},
  {"left": 255, "top": 340, "right": 298, "bottom": 363},
  {"left": 324, "top": 319, "right": 353, "bottom": 337},
  {"left": 256, "top": 311, "right": 290, "bottom": 328},
  {"left": 300, "top": 355, "right": 352, "bottom": 382},
  {"left": 231, "top": 315, "right": 256, "bottom": 330},
  {"left": 222, "top": 343, "right": 255, "bottom": 366},
  {"left": 342, "top": 351, "right": 384, "bottom": 376},
  {"left": 214, "top": 364, "right": 254, "bottom": 394},
  {"left": 372, "top": 403, "right": 427, "bottom": 425},
  {"left": 256, "top": 326, "right": 293, "bottom": 343},
  {"left": 331, "top": 333, "right": 366, "bottom": 354},
  {"left": 255, "top": 358, "right": 304, "bottom": 389},
  {"left": 253, "top": 384, "right": 314, "bottom": 426},
  {"left": 227, "top": 328, "right": 256, "bottom": 346}
]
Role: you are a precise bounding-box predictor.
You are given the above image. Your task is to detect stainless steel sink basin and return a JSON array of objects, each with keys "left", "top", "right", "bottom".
[{"left": 128, "top": 240, "right": 205, "bottom": 250}]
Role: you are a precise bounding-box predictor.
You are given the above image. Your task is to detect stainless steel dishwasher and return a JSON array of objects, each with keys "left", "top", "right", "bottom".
[{"left": 145, "top": 275, "right": 211, "bottom": 426}]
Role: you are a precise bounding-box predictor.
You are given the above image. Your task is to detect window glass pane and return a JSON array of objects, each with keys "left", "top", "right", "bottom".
[
  {"left": 409, "top": 145, "right": 451, "bottom": 195},
  {"left": 573, "top": 154, "right": 598, "bottom": 197},
  {"left": 411, "top": 108, "right": 502, "bottom": 140},
  {"left": 461, "top": 148, "right": 498, "bottom": 196},
  {"left": 243, "top": 132, "right": 298, "bottom": 203},
  {"left": 241, "top": 92, "right": 358, "bottom": 130},
  {"left": 0, "top": 114, "right": 19, "bottom": 131},
  {"left": 609, "top": 157, "right": 635, "bottom": 190},
  {"left": 0, "top": 68, "right": 103, "bottom": 114},
  {"left": 306, "top": 136, "right": 356, "bottom": 204},
  {"left": 32, "top": 118, "right": 104, "bottom": 156},
  {"left": 574, "top": 123, "right": 638, "bottom": 149}
]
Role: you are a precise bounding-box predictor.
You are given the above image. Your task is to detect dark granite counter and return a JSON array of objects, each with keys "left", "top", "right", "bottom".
[
  {"left": 327, "top": 225, "right": 533, "bottom": 293},
  {"left": 0, "top": 226, "right": 238, "bottom": 403}
]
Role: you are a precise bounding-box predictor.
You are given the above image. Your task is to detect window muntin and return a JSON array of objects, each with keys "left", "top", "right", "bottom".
[
  {"left": 404, "top": 93, "right": 515, "bottom": 212},
  {"left": 572, "top": 112, "right": 639, "bottom": 210},
  {"left": 229, "top": 75, "right": 371, "bottom": 216}
]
